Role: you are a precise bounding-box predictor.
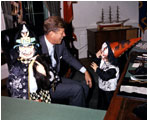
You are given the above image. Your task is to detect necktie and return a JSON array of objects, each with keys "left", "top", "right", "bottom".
[
  {"left": 54, "top": 46, "right": 58, "bottom": 65},
  {"left": 50, "top": 46, "right": 57, "bottom": 67}
]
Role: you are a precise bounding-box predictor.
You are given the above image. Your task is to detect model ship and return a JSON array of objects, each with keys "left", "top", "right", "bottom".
[{"left": 97, "top": 6, "right": 129, "bottom": 30}]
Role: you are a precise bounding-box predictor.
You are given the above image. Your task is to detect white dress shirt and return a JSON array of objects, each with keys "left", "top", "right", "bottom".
[
  {"left": 44, "top": 36, "right": 57, "bottom": 67},
  {"left": 44, "top": 36, "right": 86, "bottom": 73}
]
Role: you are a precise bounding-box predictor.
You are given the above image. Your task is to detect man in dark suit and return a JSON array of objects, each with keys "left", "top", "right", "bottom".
[{"left": 39, "top": 16, "right": 92, "bottom": 107}]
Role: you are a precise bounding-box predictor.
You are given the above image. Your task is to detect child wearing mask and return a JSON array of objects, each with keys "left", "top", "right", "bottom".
[
  {"left": 91, "top": 37, "right": 141, "bottom": 109},
  {"left": 91, "top": 42, "right": 119, "bottom": 109}
]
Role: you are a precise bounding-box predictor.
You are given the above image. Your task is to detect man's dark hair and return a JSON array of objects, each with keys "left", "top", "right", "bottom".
[{"left": 43, "top": 16, "right": 66, "bottom": 34}]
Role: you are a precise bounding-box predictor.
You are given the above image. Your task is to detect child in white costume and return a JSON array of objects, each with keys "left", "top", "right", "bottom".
[
  {"left": 91, "top": 37, "right": 141, "bottom": 110},
  {"left": 91, "top": 42, "right": 119, "bottom": 109}
]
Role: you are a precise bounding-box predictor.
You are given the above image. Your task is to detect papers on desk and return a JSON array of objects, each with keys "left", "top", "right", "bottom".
[
  {"left": 118, "top": 52, "right": 147, "bottom": 100},
  {"left": 120, "top": 85, "right": 147, "bottom": 95},
  {"left": 135, "top": 41, "right": 147, "bottom": 50},
  {"left": 132, "top": 63, "right": 141, "bottom": 68},
  {"left": 118, "top": 77, "right": 147, "bottom": 100},
  {"left": 130, "top": 75, "right": 147, "bottom": 82},
  {"left": 130, "top": 52, "right": 147, "bottom": 63}
]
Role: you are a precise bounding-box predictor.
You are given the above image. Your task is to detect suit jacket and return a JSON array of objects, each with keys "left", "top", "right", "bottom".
[{"left": 39, "top": 35, "right": 83, "bottom": 73}]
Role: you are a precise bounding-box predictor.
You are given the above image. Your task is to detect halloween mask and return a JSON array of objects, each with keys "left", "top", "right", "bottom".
[
  {"left": 101, "top": 42, "right": 109, "bottom": 60},
  {"left": 14, "top": 24, "right": 39, "bottom": 60}
]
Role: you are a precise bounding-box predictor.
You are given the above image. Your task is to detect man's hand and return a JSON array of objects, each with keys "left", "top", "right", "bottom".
[{"left": 85, "top": 71, "right": 92, "bottom": 88}]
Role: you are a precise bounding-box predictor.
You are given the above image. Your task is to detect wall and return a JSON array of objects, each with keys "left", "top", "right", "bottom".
[
  {"left": 1, "top": 1, "right": 147, "bottom": 79},
  {"left": 2, "top": 1, "right": 146, "bottom": 59},
  {"left": 61, "top": 1, "right": 141, "bottom": 58},
  {"left": 73, "top": 1, "right": 139, "bottom": 28}
]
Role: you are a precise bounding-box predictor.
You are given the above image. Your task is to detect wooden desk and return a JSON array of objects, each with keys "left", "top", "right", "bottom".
[
  {"left": 104, "top": 52, "right": 147, "bottom": 120},
  {"left": 87, "top": 27, "right": 139, "bottom": 57},
  {"left": 1, "top": 96, "right": 106, "bottom": 120}
]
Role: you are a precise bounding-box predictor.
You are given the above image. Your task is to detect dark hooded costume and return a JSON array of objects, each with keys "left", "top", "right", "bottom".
[{"left": 7, "top": 24, "right": 60, "bottom": 103}]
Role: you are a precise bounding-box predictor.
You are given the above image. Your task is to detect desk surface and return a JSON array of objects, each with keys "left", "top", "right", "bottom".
[
  {"left": 104, "top": 51, "right": 147, "bottom": 120},
  {"left": 1, "top": 96, "right": 106, "bottom": 120}
]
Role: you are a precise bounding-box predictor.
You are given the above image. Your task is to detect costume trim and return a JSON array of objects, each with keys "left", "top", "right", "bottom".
[{"left": 28, "top": 55, "right": 38, "bottom": 100}]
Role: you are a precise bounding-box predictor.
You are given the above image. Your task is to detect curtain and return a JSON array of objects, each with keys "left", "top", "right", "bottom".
[
  {"left": 139, "top": 1, "right": 147, "bottom": 34},
  {"left": 1, "top": 1, "right": 13, "bottom": 29},
  {"left": 1, "top": 8, "right": 6, "bottom": 30},
  {"left": 44, "top": 1, "right": 61, "bottom": 17}
]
